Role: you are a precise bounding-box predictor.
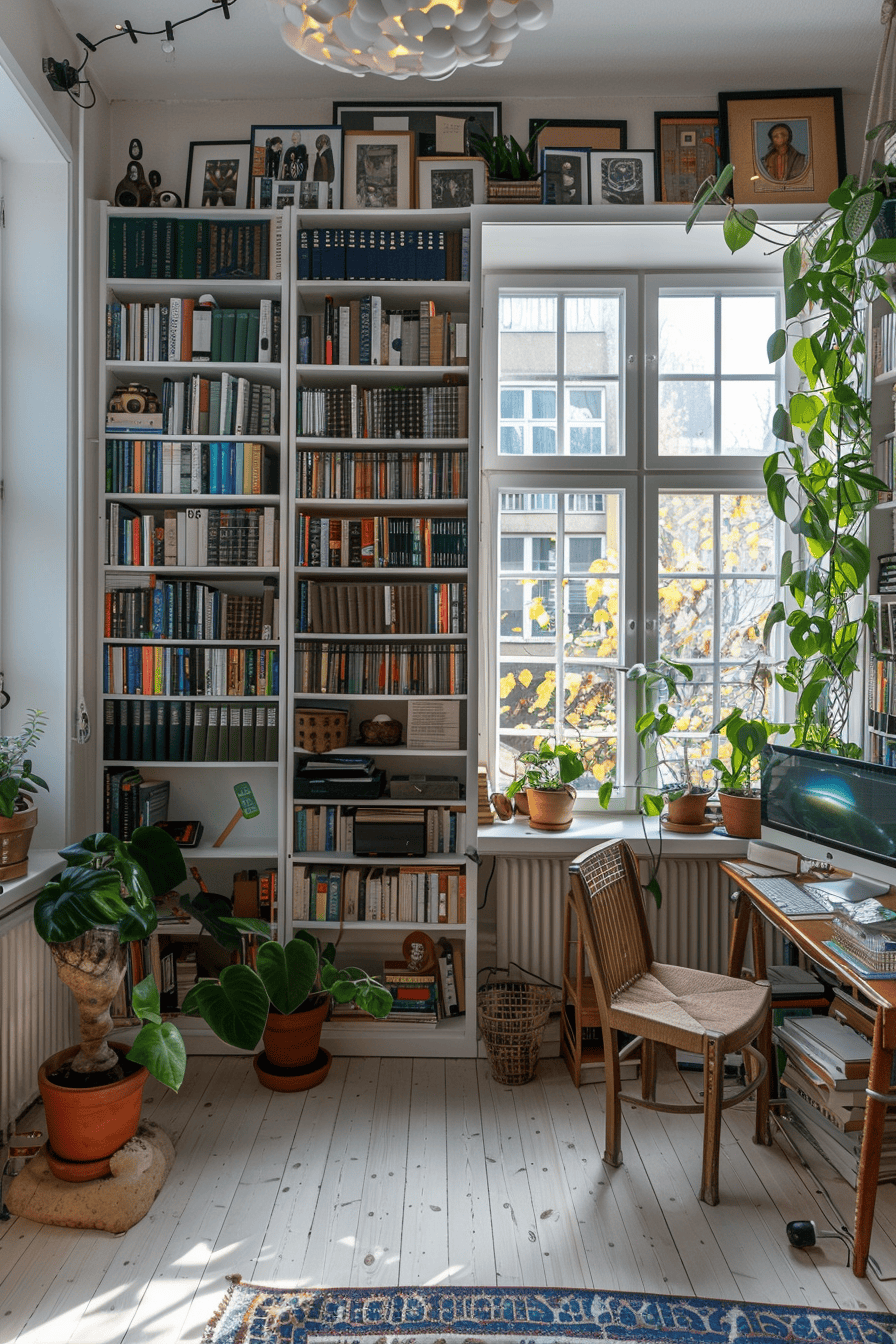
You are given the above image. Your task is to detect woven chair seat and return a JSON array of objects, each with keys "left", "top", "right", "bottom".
[{"left": 610, "top": 962, "right": 770, "bottom": 1056}]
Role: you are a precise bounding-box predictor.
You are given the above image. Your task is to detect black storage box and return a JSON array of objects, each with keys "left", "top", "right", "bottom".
[
  {"left": 353, "top": 818, "right": 427, "bottom": 857},
  {"left": 294, "top": 765, "right": 385, "bottom": 799}
]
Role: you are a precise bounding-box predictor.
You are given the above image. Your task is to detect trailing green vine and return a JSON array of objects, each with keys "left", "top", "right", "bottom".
[{"left": 688, "top": 143, "right": 896, "bottom": 754}]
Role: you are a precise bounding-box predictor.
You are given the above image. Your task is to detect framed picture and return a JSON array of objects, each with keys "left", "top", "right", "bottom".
[
  {"left": 248, "top": 125, "right": 343, "bottom": 209},
  {"left": 541, "top": 149, "right": 590, "bottom": 206},
  {"left": 590, "top": 151, "right": 655, "bottom": 205},
  {"left": 529, "top": 119, "right": 627, "bottom": 159},
  {"left": 185, "top": 141, "right": 251, "bottom": 209},
  {"left": 417, "top": 156, "right": 487, "bottom": 209},
  {"left": 718, "top": 88, "right": 846, "bottom": 205},
  {"left": 653, "top": 111, "right": 720, "bottom": 203},
  {"left": 254, "top": 178, "right": 329, "bottom": 210},
  {"left": 343, "top": 130, "right": 414, "bottom": 210},
  {"left": 334, "top": 101, "right": 501, "bottom": 158}
]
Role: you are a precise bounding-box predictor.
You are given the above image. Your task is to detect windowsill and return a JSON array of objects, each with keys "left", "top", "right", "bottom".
[
  {"left": 477, "top": 814, "right": 750, "bottom": 858},
  {"left": 0, "top": 849, "right": 63, "bottom": 923}
]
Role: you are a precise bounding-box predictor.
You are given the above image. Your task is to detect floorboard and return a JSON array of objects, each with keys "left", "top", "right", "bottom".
[{"left": 3, "top": 1052, "right": 896, "bottom": 1343}]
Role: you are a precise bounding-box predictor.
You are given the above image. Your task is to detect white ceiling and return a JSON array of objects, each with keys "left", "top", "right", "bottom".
[{"left": 45, "top": 0, "right": 884, "bottom": 106}]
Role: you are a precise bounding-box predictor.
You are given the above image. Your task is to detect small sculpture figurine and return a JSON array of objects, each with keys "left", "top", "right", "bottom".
[{"left": 114, "top": 160, "right": 152, "bottom": 208}]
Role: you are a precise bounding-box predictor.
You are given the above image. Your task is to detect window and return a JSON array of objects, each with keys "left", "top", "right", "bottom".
[{"left": 484, "top": 274, "right": 782, "bottom": 805}]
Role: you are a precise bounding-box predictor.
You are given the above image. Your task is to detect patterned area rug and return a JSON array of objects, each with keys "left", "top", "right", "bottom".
[{"left": 202, "top": 1280, "right": 896, "bottom": 1343}]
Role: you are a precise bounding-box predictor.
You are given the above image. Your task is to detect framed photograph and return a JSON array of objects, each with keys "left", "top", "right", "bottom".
[
  {"left": 185, "top": 141, "right": 251, "bottom": 209},
  {"left": 417, "top": 156, "right": 487, "bottom": 209},
  {"left": 529, "top": 118, "right": 627, "bottom": 159},
  {"left": 249, "top": 125, "right": 343, "bottom": 209},
  {"left": 334, "top": 101, "right": 501, "bottom": 158},
  {"left": 541, "top": 149, "right": 590, "bottom": 206},
  {"left": 718, "top": 88, "right": 846, "bottom": 206},
  {"left": 590, "top": 151, "right": 655, "bottom": 205},
  {"left": 343, "top": 130, "right": 414, "bottom": 210},
  {"left": 653, "top": 111, "right": 720, "bottom": 203},
  {"left": 254, "top": 178, "right": 329, "bottom": 210}
]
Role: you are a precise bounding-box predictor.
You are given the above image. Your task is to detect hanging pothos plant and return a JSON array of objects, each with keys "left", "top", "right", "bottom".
[{"left": 687, "top": 133, "right": 896, "bottom": 755}]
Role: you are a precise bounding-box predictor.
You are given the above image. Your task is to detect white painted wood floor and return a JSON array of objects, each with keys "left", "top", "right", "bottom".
[{"left": 2, "top": 1052, "right": 896, "bottom": 1343}]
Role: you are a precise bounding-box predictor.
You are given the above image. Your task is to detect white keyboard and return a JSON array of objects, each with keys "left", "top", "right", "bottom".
[{"left": 749, "top": 876, "right": 835, "bottom": 918}]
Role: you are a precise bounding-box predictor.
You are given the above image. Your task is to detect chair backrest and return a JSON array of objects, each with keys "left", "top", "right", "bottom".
[{"left": 568, "top": 839, "right": 654, "bottom": 1018}]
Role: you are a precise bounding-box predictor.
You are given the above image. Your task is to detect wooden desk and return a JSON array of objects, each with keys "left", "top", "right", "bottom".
[{"left": 721, "top": 862, "right": 896, "bottom": 1278}]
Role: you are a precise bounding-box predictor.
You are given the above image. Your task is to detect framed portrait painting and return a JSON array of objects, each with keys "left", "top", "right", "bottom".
[
  {"left": 185, "top": 141, "right": 251, "bottom": 209},
  {"left": 590, "top": 151, "right": 656, "bottom": 206},
  {"left": 541, "top": 149, "right": 590, "bottom": 206},
  {"left": 249, "top": 125, "right": 343, "bottom": 209},
  {"left": 343, "top": 130, "right": 414, "bottom": 210},
  {"left": 335, "top": 102, "right": 500, "bottom": 158},
  {"left": 417, "top": 156, "right": 487, "bottom": 209},
  {"left": 653, "top": 111, "right": 720, "bottom": 203},
  {"left": 718, "top": 88, "right": 846, "bottom": 205}
]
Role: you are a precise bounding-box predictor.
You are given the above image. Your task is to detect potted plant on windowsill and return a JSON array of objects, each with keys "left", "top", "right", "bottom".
[
  {"left": 181, "top": 926, "right": 393, "bottom": 1091},
  {"left": 505, "top": 736, "right": 586, "bottom": 830},
  {"left": 469, "top": 124, "right": 544, "bottom": 204},
  {"left": 0, "top": 708, "right": 49, "bottom": 880},
  {"left": 32, "top": 827, "right": 188, "bottom": 1179},
  {"left": 711, "top": 706, "right": 790, "bottom": 839}
]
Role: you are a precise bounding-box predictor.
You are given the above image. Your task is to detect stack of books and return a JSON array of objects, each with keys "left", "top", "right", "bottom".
[
  {"left": 293, "top": 754, "right": 384, "bottom": 800},
  {"left": 383, "top": 958, "right": 439, "bottom": 1027},
  {"left": 766, "top": 963, "right": 827, "bottom": 1003},
  {"left": 478, "top": 766, "right": 495, "bottom": 825},
  {"left": 776, "top": 1011, "right": 896, "bottom": 1187}
]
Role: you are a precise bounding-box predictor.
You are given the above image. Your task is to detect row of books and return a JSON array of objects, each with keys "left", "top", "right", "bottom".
[
  {"left": 295, "top": 515, "right": 467, "bottom": 569},
  {"left": 103, "top": 767, "right": 171, "bottom": 838},
  {"left": 869, "top": 595, "right": 896, "bottom": 655},
  {"left": 878, "top": 552, "right": 896, "bottom": 595},
  {"left": 105, "top": 439, "right": 277, "bottom": 497},
  {"left": 305, "top": 297, "right": 467, "bottom": 368},
  {"left": 868, "top": 650, "right": 896, "bottom": 721},
  {"left": 297, "top": 226, "right": 469, "bottom": 282},
  {"left": 108, "top": 216, "right": 281, "bottom": 280},
  {"left": 873, "top": 315, "right": 896, "bottom": 378},
  {"left": 103, "top": 698, "right": 279, "bottom": 763},
  {"left": 294, "top": 580, "right": 467, "bottom": 635},
  {"left": 291, "top": 862, "right": 466, "bottom": 923},
  {"left": 293, "top": 804, "right": 465, "bottom": 855},
  {"left": 160, "top": 374, "right": 281, "bottom": 438},
  {"left": 869, "top": 732, "right": 896, "bottom": 766},
  {"left": 106, "top": 297, "right": 281, "bottom": 364},
  {"left": 233, "top": 867, "right": 279, "bottom": 921},
  {"left": 296, "top": 382, "right": 467, "bottom": 440},
  {"left": 296, "top": 448, "right": 468, "bottom": 501},
  {"left": 382, "top": 941, "right": 466, "bottom": 1026},
  {"left": 876, "top": 430, "right": 896, "bottom": 495},
  {"left": 106, "top": 503, "right": 278, "bottom": 569},
  {"left": 112, "top": 932, "right": 199, "bottom": 1018},
  {"left": 294, "top": 640, "right": 467, "bottom": 695},
  {"left": 104, "top": 644, "right": 279, "bottom": 697},
  {"left": 104, "top": 578, "right": 278, "bottom": 642}
]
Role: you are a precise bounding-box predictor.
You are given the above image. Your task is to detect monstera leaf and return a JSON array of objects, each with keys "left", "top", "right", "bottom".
[
  {"left": 255, "top": 937, "right": 319, "bottom": 1015},
  {"left": 181, "top": 964, "right": 270, "bottom": 1051},
  {"left": 34, "top": 863, "right": 156, "bottom": 943}
]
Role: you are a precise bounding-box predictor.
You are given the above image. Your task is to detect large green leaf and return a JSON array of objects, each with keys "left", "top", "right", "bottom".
[
  {"left": 34, "top": 864, "right": 155, "bottom": 943},
  {"left": 784, "top": 278, "right": 808, "bottom": 319},
  {"left": 868, "top": 237, "right": 896, "bottom": 264},
  {"left": 59, "top": 832, "right": 127, "bottom": 866},
  {"left": 782, "top": 240, "right": 802, "bottom": 288},
  {"left": 131, "top": 973, "right": 162, "bottom": 1025},
  {"left": 256, "top": 937, "right": 318, "bottom": 1014},
  {"left": 126, "top": 1020, "right": 186, "bottom": 1092},
  {"left": 177, "top": 890, "right": 244, "bottom": 951},
  {"left": 128, "top": 826, "right": 187, "bottom": 895},
  {"left": 685, "top": 164, "right": 733, "bottom": 233},
  {"left": 767, "top": 328, "right": 787, "bottom": 363},
  {"left": 723, "top": 208, "right": 757, "bottom": 253},
  {"left": 844, "top": 190, "right": 881, "bottom": 242},
  {"left": 181, "top": 964, "right": 270, "bottom": 1050}
]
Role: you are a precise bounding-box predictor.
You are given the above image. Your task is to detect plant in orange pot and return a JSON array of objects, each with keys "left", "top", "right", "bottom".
[
  {"left": 0, "top": 708, "right": 49, "bottom": 879},
  {"left": 505, "top": 737, "right": 585, "bottom": 831},
  {"left": 711, "top": 707, "right": 790, "bottom": 839}
]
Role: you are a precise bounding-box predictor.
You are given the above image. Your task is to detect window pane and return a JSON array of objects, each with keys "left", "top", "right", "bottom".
[
  {"left": 658, "top": 295, "right": 714, "bottom": 374},
  {"left": 565, "top": 579, "right": 618, "bottom": 661},
  {"left": 532, "top": 425, "right": 557, "bottom": 454},
  {"left": 721, "top": 295, "right": 777, "bottom": 375},
  {"left": 500, "top": 536, "right": 524, "bottom": 571},
  {"left": 567, "top": 536, "right": 605, "bottom": 572},
  {"left": 659, "top": 380, "right": 714, "bottom": 454},
  {"left": 500, "top": 425, "right": 524, "bottom": 454},
  {"left": 531, "top": 389, "right": 556, "bottom": 418},
  {"left": 659, "top": 494, "right": 714, "bottom": 575},
  {"left": 499, "top": 579, "right": 556, "bottom": 638},
  {"left": 499, "top": 295, "right": 557, "bottom": 377},
  {"left": 719, "top": 494, "right": 775, "bottom": 573},
  {"left": 501, "top": 388, "right": 524, "bottom": 418},
  {"left": 720, "top": 578, "right": 776, "bottom": 660},
  {"left": 565, "top": 295, "right": 619, "bottom": 376},
  {"left": 720, "top": 381, "right": 776, "bottom": 456}
]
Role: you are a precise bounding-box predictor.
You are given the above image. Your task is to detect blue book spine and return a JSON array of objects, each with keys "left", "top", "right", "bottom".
[
  {"left": 151, "top": 585, "right": 164, "bottom": 638},
  {"left": 209, "top": 442, "right": 220, "bottom": 495}
]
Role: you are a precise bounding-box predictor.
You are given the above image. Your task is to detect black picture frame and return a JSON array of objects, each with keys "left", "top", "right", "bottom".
[
  {"left": 653, "top": 110, "right": 720, "bottom": 204},
  {"left": 718, "top": 87, "right": 846, "bottom": 205},
  {"left": 528, "top": 118, "right": 627, "bottom": 157},
  {"left": 185, "top": 140, "right": 252, "bottom": 209},
  {"left": 334, "top": 101, "right": 501, "bottom": 159}
]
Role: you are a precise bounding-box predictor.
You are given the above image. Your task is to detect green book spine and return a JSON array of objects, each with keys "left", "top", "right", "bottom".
[
  {"left": 211, "top": 307, "right": 224, "bottom": 362},
  {"left": 233, "top": 309, "right": 250, "bottom": 363}
]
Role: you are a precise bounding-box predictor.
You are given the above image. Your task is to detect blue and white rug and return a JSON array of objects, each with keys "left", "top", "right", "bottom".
[{"left": 202, "top": 1281, "right": 896, "bottom": 1343}]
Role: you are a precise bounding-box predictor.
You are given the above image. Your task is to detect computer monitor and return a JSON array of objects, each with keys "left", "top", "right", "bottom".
[{"left": 760, "top": 744, "right": 896, "bottom": 901}]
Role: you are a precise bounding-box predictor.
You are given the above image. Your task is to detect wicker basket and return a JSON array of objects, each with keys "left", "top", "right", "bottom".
[
  {"left": 294, "top": 708, "right": 349, "bottom": 753},
  {"left": 477, "top": 980, "right": 555, "bottom": 1085},
  {"left": 487, "top": 178, "right": 542, "bottom": 205}
]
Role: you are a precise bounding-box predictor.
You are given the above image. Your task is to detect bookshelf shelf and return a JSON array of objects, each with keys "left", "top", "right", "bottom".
[
  {"left": 103, "top": 435, "right": 282, "bottom": 445},
  {"left": 104, "top": 566, "right": 281, "bottom": 577},
  {"left": 297, "top": 436, "right": 468, "bottom": 448},
  {"left": 296, "top": 279, "right": 470, "bottom": 300},
  {"left": 293, "top": 498, "right": 469, "bottom": 512},
  {"left": 103, "top": 759, "right": 279, "bottom": 769},
  {"left": 296, "top": 364, "right": 466, "bottom": 381}
]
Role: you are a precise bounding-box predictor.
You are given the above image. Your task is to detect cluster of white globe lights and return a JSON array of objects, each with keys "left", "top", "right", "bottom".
[{"left": 266, "top": 0, "right": 553, "bottom": 78}]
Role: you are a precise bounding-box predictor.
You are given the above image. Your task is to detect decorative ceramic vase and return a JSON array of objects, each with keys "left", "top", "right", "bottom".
[
  {"left": 262, "top": 993, "right": 329, "bottom": 1069},
  {"left": 525, "top": 785, "right": 576, "bottom": 831},
  {"left": 718, "top": 790, "right": 761, "bottom": 839},
  {"left": 0, "top": 796, "right": 38, "bottom": 880},
  {"left": 38, "top": 1042, "right": 148, "bottom": 1179},
  {"left": 665, "top": 791, "right": 711, "bottom": 827}
]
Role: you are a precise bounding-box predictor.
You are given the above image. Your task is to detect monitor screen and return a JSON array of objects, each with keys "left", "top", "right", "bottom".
[{"left": 761, "top": 744, "right": 896, "bottom": 881}]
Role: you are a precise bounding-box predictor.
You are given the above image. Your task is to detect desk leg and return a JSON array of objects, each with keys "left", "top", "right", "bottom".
[
  {"left": 750, "top": 907, "right": 767, "bottom": 982},
  {"left": 728, "top": 891, "right": 751, "bottom": 978},
  {"left": 854, "top": 1007, "right": 895, "bottom": 1278}
]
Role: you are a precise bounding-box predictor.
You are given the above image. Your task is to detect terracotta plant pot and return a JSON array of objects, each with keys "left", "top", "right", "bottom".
[
  {"left": 38, "top": 1042, "right": 147, "bottom": 1177},
  {"left": 718, "top": 789, "right": 761, "bottom": 839},
  {"left": 262, "top": 993, "right": 329, "bottom": 1069},
  {"left": 0, "top": 796, "right": 38, "bottom": 880},
  {"left": 665, "top": 791, "right": 711, "bottom": 827},
  {"left": 254, "top": 1047, "right": 333, "bottom": 1093},
  {"left": 525, "top": 785, "right": 576, "bottom": 831}
]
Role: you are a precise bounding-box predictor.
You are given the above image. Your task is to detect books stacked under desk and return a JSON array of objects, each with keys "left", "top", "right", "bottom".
[{"left": 776, "top": 1004, "right": 896, "bottom": 1187}]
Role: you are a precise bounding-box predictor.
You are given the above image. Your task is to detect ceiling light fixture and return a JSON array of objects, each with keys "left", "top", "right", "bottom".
[{"left": 265, "top": 0, "right": 552, "bottom": 80}]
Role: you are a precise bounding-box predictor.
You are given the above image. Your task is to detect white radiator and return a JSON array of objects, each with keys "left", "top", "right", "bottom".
[
  {"left": 494, "top": 855, "right": 782, "bottom": 986},
  {"left": 0, "top": 913, "right": 75, "bottom": 1138}
]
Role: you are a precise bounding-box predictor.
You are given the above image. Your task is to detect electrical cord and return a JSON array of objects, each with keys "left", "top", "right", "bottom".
[{"left": 76, "top": 1, "right": 237, "bottom": 54}]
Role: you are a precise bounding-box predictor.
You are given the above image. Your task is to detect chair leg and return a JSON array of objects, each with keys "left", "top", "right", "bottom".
[
  {"left": 700, "top": 1033, "right": 724, "bottom": 1206},
  {"left": 603, "top": 1028, "right": 623, "bottom": 1167},
  {"left": 640, "top": 1039, "right": 657, "bottom": 1102},
  {"left": 753, "top": 1003, "right": 773, "bottom": 1148}
]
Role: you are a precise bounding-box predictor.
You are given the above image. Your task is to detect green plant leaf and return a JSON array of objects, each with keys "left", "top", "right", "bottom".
[
  {"left": 723, "top": 208, "right": 757, "bottom": 252},
  {"left": 784, "top": 278, "right": 808, "bottom": 320},
  {"left": 180, "top": 964, "right": 270, "bottom": 1051},
  {"left": 765, "top": 472, "right": 789, "bottom": 520},
  {"left": 763, "top": 601, "right": 786, "bottom": 643},
  {"left": 131, "top": 973, "right": 162, "bottom": 1025},
  {"left": 844, "top": 190, "right": 881, "bottom": 242},
  {"left": 126, "top": 1020, "right": 186, "bottom": 1092},
  {"left": 127, "top": 826, "right": 187, "bottom": 896},
  {"left": 644, "top": 877, "right": 663, "bottom": 909},
  {"left": 685, "top": 164, "right": 733, "bottom": 233},
  {"left": 642, "top": 793, "right": 664, "bottom": 817},
  {"left": 177, "top": 890, "right": 245, "bottom": 951},
  {"left": 598, "top": 780, "right": 613, "bottom": 809},
  {"left": 767, "top": 328, "right": 787, "bottom": 363},
  {"left": 868, "top": 237, "right": 896, "bottom": 263},
  {"left": 256, "top": 936, "right": 318, "bottom": 1015},
  {"left": 782, "top": 240, "right": 802, "bottom": 288},
  {"left": 33, "top": 864, "right": 156, "bottom": 943}
]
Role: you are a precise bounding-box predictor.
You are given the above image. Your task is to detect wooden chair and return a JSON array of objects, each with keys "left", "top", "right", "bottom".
[{"left": 569, "top": 839, "right": 772, "bottom": 1205}]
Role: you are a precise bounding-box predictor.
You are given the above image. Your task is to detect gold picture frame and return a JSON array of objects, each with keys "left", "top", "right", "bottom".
[
  {"left": 719, "top": 88, "right": 846, "bottom": 206},
  {"left": 343, "top": 129, "right": 415, "bottom": 210}
]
